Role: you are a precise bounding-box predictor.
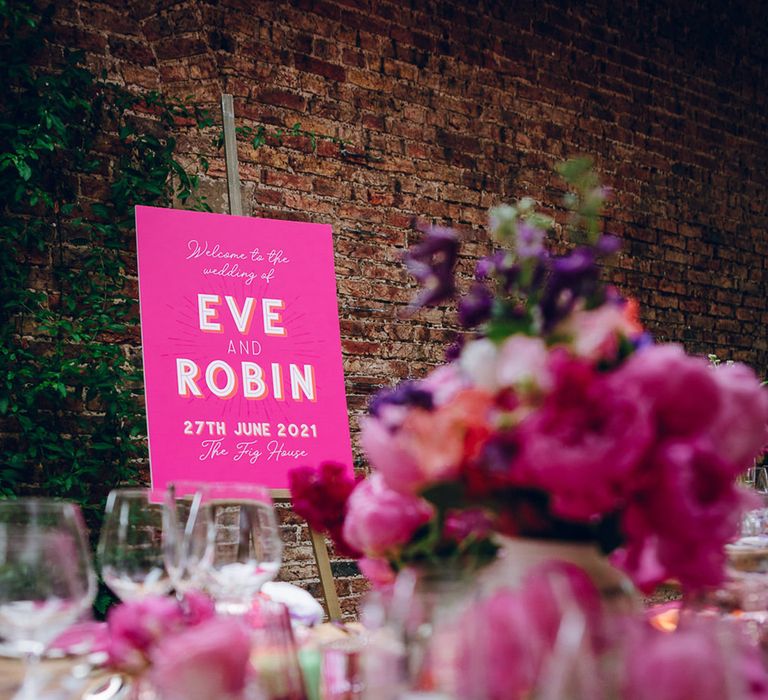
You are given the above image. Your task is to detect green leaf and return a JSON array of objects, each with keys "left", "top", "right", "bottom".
[{"left": 421, "top": 481, "right": 466, "bottom": 510}]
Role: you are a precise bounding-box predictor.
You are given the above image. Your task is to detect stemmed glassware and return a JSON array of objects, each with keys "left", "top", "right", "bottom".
[
  {"left": 188, "top": 483, "right": 283, "bottom": 615},
  {"left": 162, "top": 482, "right": 212, "bottom": 597},
  {"left": 0, "top": 499, "right": 96, "bottom": 700},
  {"left": 98, "top": 488, "right": 173, "bottom": 600}
]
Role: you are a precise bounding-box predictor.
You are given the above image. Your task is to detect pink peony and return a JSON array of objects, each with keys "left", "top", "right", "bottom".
[
  {"left": 150, "top": 617, "right": 252, "bottom": 700},
  {"left": 616, "top": 344, "right": 721, "bottom": 438},
  {"left": 621, "top": 618, "right": 768, "bottom": 700},
  {"left": 342, "top": 473, "right": 433, "bottom": 558},
  {"left": 709, "top": 362, "right": 768, "bottom": 469},
  {"left": 616, "top": 439, "right": 746, "bottom": 591},
  {"left": 363, "top": 389, "right": 493, "bottom": 495},
  {"left": 106, "top": 595, "right": 186, "bottom": 674},
  {"left": 514, "top": 351, "right": 654, "bottom": 521}
]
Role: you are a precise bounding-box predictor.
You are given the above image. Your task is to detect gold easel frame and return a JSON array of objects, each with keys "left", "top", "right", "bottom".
[{"left": 220, "top": 97, "right": 342, "bottom": 620}]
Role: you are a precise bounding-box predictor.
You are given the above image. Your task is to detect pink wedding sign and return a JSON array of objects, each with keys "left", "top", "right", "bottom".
[{"left": 135, "top": 206, "right": 353, "bottom": 490}]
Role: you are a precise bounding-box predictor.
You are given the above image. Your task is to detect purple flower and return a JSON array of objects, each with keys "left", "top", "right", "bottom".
[
  {"left": 369, "top": 380, "right": 434, "bottom": 417},
  {"left": 475, "top": 251, "right": 520, "bottom": 292},
  {"left": 595, "top": 233, "right": 621, "bottom": 255},
  {"left": 515, "top": 222, "right": 546, "bottom": 258},
  {"left": 445, "top": 335, "right": 465, "bottom": 361},
  {"left": 458, "top": 283, "right": 494, "bottom": 328},
  {"left": 403, "top": 224, "right": 459, "bottom": 309},
  {"left": 539, "top": 248, "right": 600, "bottom": 330}
]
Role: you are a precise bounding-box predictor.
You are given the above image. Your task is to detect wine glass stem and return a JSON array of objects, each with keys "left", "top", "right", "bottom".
[{"left": 14, "top": 652, "right": 43, "bottom": 700}]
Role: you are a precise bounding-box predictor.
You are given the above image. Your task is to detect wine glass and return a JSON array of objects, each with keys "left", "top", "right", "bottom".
[
  {"left": 98, "top": 488, "right": 172, "bottom": 600},
  {"left": 189, "top": 483, "right": 283, "bottom": 615},
  {"left": 0, "top": 499, "right": 96, "bottom": 699},
  {"left": 162, "top": 482, "right": 212, "bottom": 596}
]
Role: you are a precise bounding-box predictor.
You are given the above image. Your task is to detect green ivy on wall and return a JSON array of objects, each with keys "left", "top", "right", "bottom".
[{"left": 0, "top": 0, "right": 210, "bottom": 544}]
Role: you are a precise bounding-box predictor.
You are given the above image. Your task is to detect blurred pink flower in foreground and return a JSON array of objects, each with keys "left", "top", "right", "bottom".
[
  {"left": 457, "top": 562, "right": 603, "bottom": 700},
  {"left": 622, "top": 618, "right": 768, "bottom": 700},
  {"left": 106, "top": 596, "right": 185, "bottom": 674},
  {"left": 151, "top": 617, "right": 252, "bottom": 700}
]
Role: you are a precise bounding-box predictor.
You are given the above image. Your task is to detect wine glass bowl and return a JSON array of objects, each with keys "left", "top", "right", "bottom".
[
  {"left": 98, "top": 488, "right": 172, "bottom": 600},
  {"left": 191, "top": 483, "right": 283, "bottom": 615},
  {"left": 0, "top": 499, "right": 96, "bottom": 698}
]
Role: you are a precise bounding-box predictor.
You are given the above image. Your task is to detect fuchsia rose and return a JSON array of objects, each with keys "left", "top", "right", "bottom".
[
  {"left": 150, "top": 617, "right": 252, "bottom": 700},
  {"left": 180, "top": 590, "right": 216, "bottom": 626},
  {"left": 342, "top": 473, "right": 433, "bottom": 558},
  {"left": 514, "top": 351, "right": 654, "bottom": 521}
]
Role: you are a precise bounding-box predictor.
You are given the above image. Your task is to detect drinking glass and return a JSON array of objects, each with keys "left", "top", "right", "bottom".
[
  {"left": 0, "top": 499, "right": 96, "bottom": 700},
  {"left": 162, "top": 481, "right": 212, "bottom": 596},
  {"left": 189, "top": 483, "right": 283, "bottom": 615},
  {"left": 98, "top": 488, "right": 172, "bottom": 600}
]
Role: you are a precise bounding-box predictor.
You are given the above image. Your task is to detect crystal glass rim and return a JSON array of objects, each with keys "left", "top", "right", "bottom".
[
  {"left": 0, "top": 498, "right": 82, "bottom": 514},
  {"left": 104, "top": 487, "right": 167, "bottom": 507}
]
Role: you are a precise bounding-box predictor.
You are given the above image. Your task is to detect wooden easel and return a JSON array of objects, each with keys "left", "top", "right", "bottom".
[{"left": 220, "top": 94, "right": 342, "bottom": 620}]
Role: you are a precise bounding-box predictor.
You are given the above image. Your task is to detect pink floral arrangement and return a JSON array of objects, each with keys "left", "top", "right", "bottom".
[
  {"left": 290, "top": 159, "right": 768, "bottom": 593},
  {"left": 455, "top": 562, "right": 768, "bottom": 700},
  {"left": 104, "top": 592, "right": 253, "bottom": 700}
]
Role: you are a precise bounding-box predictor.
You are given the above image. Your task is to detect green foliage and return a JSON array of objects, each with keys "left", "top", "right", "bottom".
[{"left": 0, "top": 2, "right": 209, "bottom": 540}]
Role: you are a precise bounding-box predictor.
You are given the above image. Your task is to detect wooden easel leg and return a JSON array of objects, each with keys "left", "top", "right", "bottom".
[{"left": 309, "top": 526, "right": 342, "bottom": 620}]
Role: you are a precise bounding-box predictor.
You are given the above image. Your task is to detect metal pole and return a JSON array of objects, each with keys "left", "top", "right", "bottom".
[{"left": 221, "top": 94, "right": 243, "bottom": 216}]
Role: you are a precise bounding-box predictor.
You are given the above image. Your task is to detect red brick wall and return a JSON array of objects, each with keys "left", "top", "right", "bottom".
[{"left": 48, "top": 0, "right": 768, "bottom": 617}]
